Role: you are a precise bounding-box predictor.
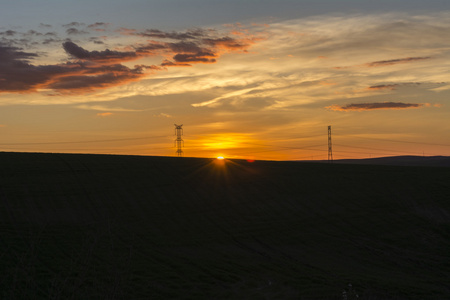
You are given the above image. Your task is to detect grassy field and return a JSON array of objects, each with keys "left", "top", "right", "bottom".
[{"left": 0, "top": 152, "right": 449, "bottom": 299}]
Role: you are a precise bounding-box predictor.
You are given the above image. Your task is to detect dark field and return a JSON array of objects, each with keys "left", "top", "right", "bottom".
[{"left": 1, "top": 152, "right": 449, "bottom": 299}]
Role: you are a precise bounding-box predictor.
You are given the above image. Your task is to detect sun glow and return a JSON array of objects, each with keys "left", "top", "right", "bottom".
[
  {"left": 217, "top": 156, "right": 225, "bottom": 160},
  {"left": 200, "top": 133, "right": 255, "bottom": 150}
]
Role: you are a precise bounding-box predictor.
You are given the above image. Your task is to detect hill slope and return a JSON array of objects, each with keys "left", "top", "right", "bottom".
[
  {"left": 334, "top": 155, "right": 450, "bottom": 167},
  {"left": 0, "top": 152, "right": 449, "bottom": 299}
]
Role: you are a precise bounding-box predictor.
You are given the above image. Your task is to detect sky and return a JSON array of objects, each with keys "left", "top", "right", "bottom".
[{"left": 1, "top": 0, "right": 450, "bottom": 160}]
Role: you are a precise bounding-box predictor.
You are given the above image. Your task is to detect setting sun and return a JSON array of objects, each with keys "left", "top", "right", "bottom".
[{"left": 217, "top": 156, "right": 225, "bottom": 160}]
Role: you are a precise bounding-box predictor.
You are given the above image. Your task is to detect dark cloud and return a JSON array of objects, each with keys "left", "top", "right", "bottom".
[
  {"left": 39, "top": 23, "right": 52, "bottom": 28},
  {"left": 87, "top": 22, "right": 109, "bottom": 32},
  {"left": 133, "top": 64, "right": 163, "bottom": 72},
  {"left": 366, "top": 57, "right": 431, "bottom": 67},
  {"left": 161, "top": 59, "right": 191, "bottom": 67},
  {"left": 326, "top": 102, "right": 424, "bottom": 111},
  {"left": 92, "top": 38, "right": 105, "bottom": 43},
  {"left": 0, "top": 30, "right": 17, "bottom": 37},
  {"left": 63, "top": 41, "right": 138, "bottom": 62},
  {"left": 25, "top": 30, "right": 43, "bottom": 36},
  {"left": 0, "top": 43, "right": 146, "bottom": 93},
  {"left": 138, "top": 28, "right": 207, "bottom": 40},
  {"left": 0, "top": 44, "right": 62, "bottom": 92},
  {"left": 88, "top": 22, "right": 108, "bottom": 28},
  {"left": 167, "top": 41, "right": 217, "bottom": 63},
  {"left": 47, "top": 70, "right": 139, "bottom": 91},
  {"left": 173, "top": 52, "right": 216, "bottom": 63},
  {"left": 135, "top": 42, "right": 166, "bottom": 54},
  {"left": 367, "top": 84, "right": 400, "bottom": 90},
  {"left": 0, "top": 44, "right": 38, "bottom": 61},
  {"left": 368, "top": 83, "right": 422, "bottom": 90},
  {"left": 63, "top": 22, "right": 84, "bottom": 28},
  {"left": 42, "top": 38, "right": 60, "bottom": 45},
  {"left": 203, "top": 36, "right": 249, "bottom": 50},
  {"left": 66, "top": 28, "right": 89, "bottom": 35},
  {"left": 168, "top": 41, "right": 203, "bottom": 53}
]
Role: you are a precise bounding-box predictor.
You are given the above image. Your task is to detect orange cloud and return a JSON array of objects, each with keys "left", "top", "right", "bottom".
[{"left": 97, "top": 112, "right": 113, "bottom": 117}]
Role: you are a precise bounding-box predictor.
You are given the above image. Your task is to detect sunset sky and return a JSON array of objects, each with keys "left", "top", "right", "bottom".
[{"left": 1, "top": 0, "right": 449, "bottom": 160}]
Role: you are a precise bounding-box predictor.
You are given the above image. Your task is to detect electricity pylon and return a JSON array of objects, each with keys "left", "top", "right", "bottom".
[
  {"left": 328, "top": 125, "right": 333, "bottom": 162},
  {"left": 174, "top": 124, "right": 184, "bottom": 157}
]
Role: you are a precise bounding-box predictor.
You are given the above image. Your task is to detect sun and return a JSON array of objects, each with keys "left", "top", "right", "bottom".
[{"left": 217, "top": 156, "right": 225, "bottom": 160}]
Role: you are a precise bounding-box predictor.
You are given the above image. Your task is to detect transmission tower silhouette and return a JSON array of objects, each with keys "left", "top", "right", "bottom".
[
  {"left": 328, "top": 125, "right": 333, "bottom": 162},
  {"left": 174, "top": 124, "right": 184, "bottom": 157}
]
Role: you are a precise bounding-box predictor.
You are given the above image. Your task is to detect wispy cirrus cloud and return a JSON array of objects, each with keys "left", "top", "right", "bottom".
[{"left": 326, "top": 102, "right": 424, "bottom": 111}]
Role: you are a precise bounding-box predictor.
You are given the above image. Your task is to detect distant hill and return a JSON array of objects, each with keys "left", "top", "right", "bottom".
[
  {"left": 0, "top": 152, "right": 449, "bottom": 299},
  {"left": 333, "top": 155, "right": 450, "bottom": 167}
]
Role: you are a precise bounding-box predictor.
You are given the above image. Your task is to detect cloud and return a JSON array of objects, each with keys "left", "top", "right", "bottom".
[
  {"left": 365, "top": 57, "right": 431, "bottom": 67},
  {"left": 47, "top": 71, "right": 142, "bottom": 92},
  {"left": 87, "top": 22, "right": 109, "bottom": 31},
  {"left": 0, "top": 24, "right": 258, "bottom": 95},
  {"left": 326, "top": 102, "right": 424, "bottom": 111},
  {"left": 0, "top": 30, "right": 17, "bottom": 37},
  {"left": 63, "top": 41, "right": 139, "bottom": 62},
  {"left": 367, "top": 84, "right": 400, "bottom": 90},
  {"left": 137, "top": 28, "right": 208, "bottom": 40},
  {"left": 135, "top": 41, "right": 167, "bottom": 54},
  {"left": 153, "top": 113, "right": 172, "bottom": 118},
  {"left": 0, "top": 43, "right": 148, "bottom": 93},
  {"left": 173, "top": 52, "right": 216, "bottom": 63},
  {"left": 167, "top": 41, "right": 204, "bottom": 53},
  {"left": 133, "top": 27, "right": 260, "bottom": 63},
  {"left": 203, "top": 36, "right": 252, "bottom": 52},
  {"left": 66, "top": 28, "right": 89, "bottom": 35},
  {"left": 76, "top": 104, "right": 142, "bottom": 112},
  {"left": 0, "top": 44, "right": 53, "bottom": 92},
  {"left": 96, "top": 112, "right": 113, "bottom": 117},
  {"left": 63, "top": 22, "right": 84, "bottom": 28},
  {"left": 0, "top": 44, "right": 38, "bottom": 61},
  {"left": 367, "top": 83, "right": 423, "bottom": 90},
  {"left": 161, "top": 59, "right": 191, "bottom": 67},
  {"left": 334, "top": 57, "right": 432, "bottom": 70}
]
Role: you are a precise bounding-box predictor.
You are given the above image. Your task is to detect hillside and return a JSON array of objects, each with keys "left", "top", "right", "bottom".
[
  {"left": 0, "top": 152, "right": 449, "bottom": 299},
  {"left": 334, "top": 155, "right": 450, "bottom": 168}
]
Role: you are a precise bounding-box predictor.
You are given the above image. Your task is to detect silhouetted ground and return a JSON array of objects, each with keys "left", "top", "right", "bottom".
[
  {"left": 0, "top": 152, "right": 449, "bottom": 299},
  {"left": 333, "top": 155, "right": 450, "bottom": 168}
]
